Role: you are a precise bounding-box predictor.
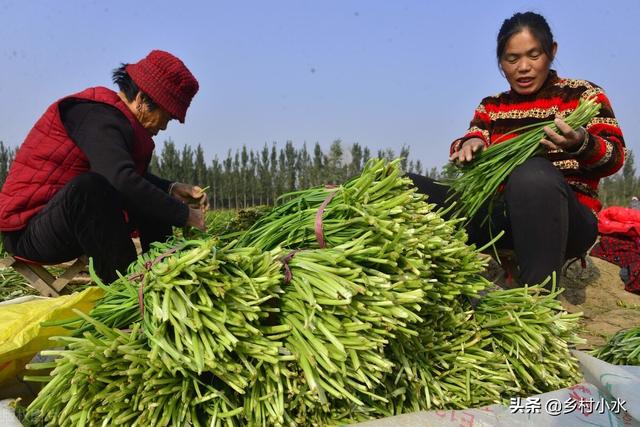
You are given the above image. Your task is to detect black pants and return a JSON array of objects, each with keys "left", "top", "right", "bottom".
[
  {"left": 2, "top": 172, "right": 172, "bottom": 283},
  {"left": 407, "top": 157, "right": 598, "bottom": 286}
]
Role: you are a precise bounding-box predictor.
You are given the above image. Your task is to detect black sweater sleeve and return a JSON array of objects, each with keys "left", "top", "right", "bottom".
[
  {"left": 145, "top": 172, "right": 172, "bottom": 192},
  {"left": 60, "top": 100, "right": 189, "bottom": 226}
]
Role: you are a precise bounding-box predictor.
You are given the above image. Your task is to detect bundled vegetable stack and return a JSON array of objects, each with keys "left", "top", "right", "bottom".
[
  {"left": 591, "top": 326, "right": 640, "bottom": 366},
  {"left": 56, "top": 239, "right": 286, "bottom": 391},
  {"left": 25, "top": 158, "right": 584, "bottom": 426},
  {"left": 25, "top": 320, "right": 241, "bottom": 427},
  {"left": 382, "top": 281, "right": 583, "bottom": 414},
  {"left": 238, "top": 158, "right": 488, "bottom": 301}
]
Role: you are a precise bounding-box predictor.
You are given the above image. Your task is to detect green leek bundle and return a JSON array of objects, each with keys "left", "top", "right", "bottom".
[
  {"left": 591, "top": 326, "right": 640, "bottom": 365},
  {"left": 447, "top": 97, "right": 601, "bottom": 223}
]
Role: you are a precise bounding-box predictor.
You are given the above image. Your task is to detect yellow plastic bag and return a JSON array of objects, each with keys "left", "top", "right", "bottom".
[{"left": 0, "top": 287, "right": 103, "bottom": 384}]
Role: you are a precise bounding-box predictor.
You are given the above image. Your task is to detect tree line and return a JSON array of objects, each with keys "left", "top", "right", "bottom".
[
  {"left": 0, "top": 139, "right": 637, "bottom": 209},
  {"left": 599, "top": 149, "right": 639, "bottom": 208},
  {"left": 148, "top": 139, "right": 434, "bottom": 209}
]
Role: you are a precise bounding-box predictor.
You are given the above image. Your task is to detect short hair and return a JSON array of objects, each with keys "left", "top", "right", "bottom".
[{"left": 112, "top": 64, "right": 158, "bottom": 111}]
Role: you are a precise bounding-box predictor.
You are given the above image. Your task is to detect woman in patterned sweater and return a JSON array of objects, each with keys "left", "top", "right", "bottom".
[{"left": 410, "top": 11, "right": 625, "bottom": 286}]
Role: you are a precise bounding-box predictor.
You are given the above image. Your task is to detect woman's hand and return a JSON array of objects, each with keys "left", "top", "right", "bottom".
[
  {"left": 541, "top": 118, "right": 587, "bottom": 151},
  {"left": 169, "top": 182, "right": 210, "bottom": 212},
  {"left": 449, "top": 138, "right": 485, "bottom": 164},
  {"left": 186, "top": 207, "right": 206, "bottom": 231}
]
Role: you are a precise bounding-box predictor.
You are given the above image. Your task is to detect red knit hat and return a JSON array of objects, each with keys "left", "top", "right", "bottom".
[{"left": 126, "top": 50, "right": 199, "bottom": 123}]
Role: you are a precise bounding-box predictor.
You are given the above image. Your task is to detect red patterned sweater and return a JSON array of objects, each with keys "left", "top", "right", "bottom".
[{"left": 450, "top": 70, "right": 625, "bottom": 213}]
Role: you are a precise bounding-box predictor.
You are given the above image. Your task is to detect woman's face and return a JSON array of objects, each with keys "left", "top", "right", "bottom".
[
  {"left": 499, "top": 28, "right": 557, "bottom": 95},
  {"left": 138, "top": 103, "right": 173, "bottom": 136}
]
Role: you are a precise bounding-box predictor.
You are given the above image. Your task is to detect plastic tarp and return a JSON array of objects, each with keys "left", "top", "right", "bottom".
[
  {"left": 0, "top": 399, "right": 21, "bottom": 427},
  {"left": 0, "top": 287, "right": 103, "bottom": 384}
]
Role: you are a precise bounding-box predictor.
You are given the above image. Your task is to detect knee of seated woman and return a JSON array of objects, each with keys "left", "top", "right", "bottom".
[{"left": 505, "top": 157, "right": 565, "bottom": 195}]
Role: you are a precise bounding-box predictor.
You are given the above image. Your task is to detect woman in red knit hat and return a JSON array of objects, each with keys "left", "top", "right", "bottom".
[
  {"left": 0, "top": 50, "right": 207, "bottom": 282},
  {"left": 409, "top": 12, "right": 626, "bottom": 287}
]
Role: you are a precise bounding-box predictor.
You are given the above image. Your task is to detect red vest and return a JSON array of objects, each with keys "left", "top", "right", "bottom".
[{"left": 0, "top": 87, "right": 155, "bottom": 231}]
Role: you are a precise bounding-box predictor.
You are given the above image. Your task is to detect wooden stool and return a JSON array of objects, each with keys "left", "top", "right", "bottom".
[{"left": 0, "top": 255, "right": 88, "bottom": 297}]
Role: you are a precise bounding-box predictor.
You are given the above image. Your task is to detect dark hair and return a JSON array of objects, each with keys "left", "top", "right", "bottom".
[
  {"left": 112, "top": 64, "right": 158, "bottom": 111},
  {"left": 497, "top": 12, "right": 555, "bottom": 62}
]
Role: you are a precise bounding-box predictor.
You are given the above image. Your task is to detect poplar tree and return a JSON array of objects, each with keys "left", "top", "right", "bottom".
[{"left": 194, "top": 144, "right": 208, "bottom": 187}]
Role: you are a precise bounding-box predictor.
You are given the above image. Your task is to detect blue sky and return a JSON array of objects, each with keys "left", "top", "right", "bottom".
[{"left": 1, "top": 0, "right": 639, "bottom": 170}]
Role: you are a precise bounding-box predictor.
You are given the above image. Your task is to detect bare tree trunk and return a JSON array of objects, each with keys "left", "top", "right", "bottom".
[{"left": 234, "top": 185, "right": 238, "bottom": 210}]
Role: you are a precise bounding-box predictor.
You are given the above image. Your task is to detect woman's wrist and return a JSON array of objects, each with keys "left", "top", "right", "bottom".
[
  {"left": 168, "top": 182, "right": 178, "bottom": 196},
  {"left": 567, "top": 127, "right": 590, "bottom": 155}
]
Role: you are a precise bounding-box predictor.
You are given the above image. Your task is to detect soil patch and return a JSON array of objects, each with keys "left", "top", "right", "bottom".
[{"left": 560, "top": 256, "right": 640, "bottom": 348}]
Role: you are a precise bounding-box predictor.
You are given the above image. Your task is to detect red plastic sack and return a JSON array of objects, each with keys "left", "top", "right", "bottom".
[
  {"left": 597, "top": 206, "right": 640, "bottom": 236},
  {"left": 590, "top": 206, "right": 640, "bottom": 294}
]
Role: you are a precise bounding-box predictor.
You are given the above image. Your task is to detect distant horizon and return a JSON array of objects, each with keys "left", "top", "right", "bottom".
[{"left": 2, "top": 0, "right": 638, "bottom": 171}]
